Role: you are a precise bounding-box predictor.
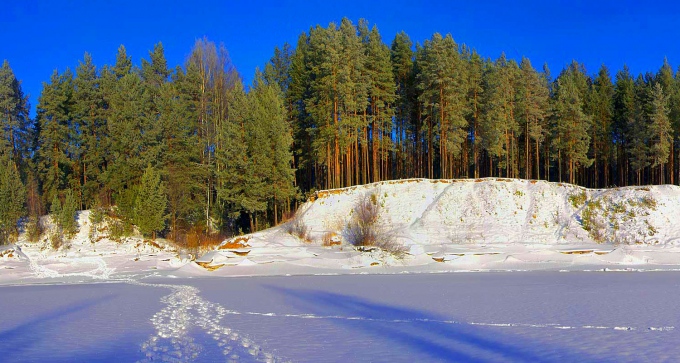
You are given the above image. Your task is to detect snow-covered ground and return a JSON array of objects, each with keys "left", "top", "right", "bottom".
[
  {"left": 2, "top": 273, "right": 679, "bottom": 362},
  {"left": 2, "top": 178, "right": 680, "bottom": 361}
]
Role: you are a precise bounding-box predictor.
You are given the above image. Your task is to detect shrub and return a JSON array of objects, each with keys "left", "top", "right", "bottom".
[
  {"left": 50, "top": 190, "right": 78, "bottom": 240},
  {"left": 109, "top": 218, "right": 133, "bottom": 242},
  {"left": 89, "top": 206, "right": 107, "bottom": 242},
  {"left": 50, "top": 229, "right": 63, "bottom": 250},
  {"left": 343, "top": 192, "right": 406, "bottom": 257},
  {"left": 25, "top": 215, "right": 44, "bottom": 243},
  {"left": 172, "top": 226, "right": 226, "bottom": 255},
  {"left": 568, "top": 191, "right": 587, "bottom": 208},
  {"left": 284, "top": 217, "right": 311, "bottom": 242},
  {"left": 639, "top": 196, "right": 658, "bottom": 210},
  {"left": 321, "top": 232, "right": 336, "bottom": 246}
]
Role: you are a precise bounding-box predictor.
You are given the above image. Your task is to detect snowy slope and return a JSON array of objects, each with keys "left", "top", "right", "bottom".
[
  {"left": 0, "top": 210, "right": 185, "bottom": 284},
  {"left": 294, "top": 178, "right": 680, "bottom": 247},
  {"left": 3, "top": 178, "right": 680, "bottom": 282},
  {"left": 201, "top": 178, "right": 680, "bottom": 274}
]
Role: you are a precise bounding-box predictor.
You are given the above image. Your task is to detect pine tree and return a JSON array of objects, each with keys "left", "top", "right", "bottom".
[
  {"left": 363, "top": 23, "right": 396, "bottom": 182},
  {"left": 0, "top": 157, "right": 25, "bottom": 243},
  {"left": 627, "top": 74, "right": 652, "bottom": 184},
  {"left": 516, "top": 57, "right": 549, "bottom": 180},
  {"left": 417, "top": 33, "right": 468, "bottom": 178},
  {"left": 390, "top": 32, "right": 417, "bottom": 178},
  {"left": 133, "top": 165, "right": 167, "bottom": 239},
  {"left": 649, "top": 83, "right": 672, "bottom": 183},
  {"left": 112, "top": 45, "right": 132, "bottom": 79},
  {"left": 613, "top": 66, "right": 636, "bottom": 185},
  {"left": 480, "top": 55, "right": 519, "bottom": 177},
  {"left": 553, "top": 65, "right": 592, "bottom": 184},
  {"left": 590, "top": 65, "right": 614, "bottom": 187}
]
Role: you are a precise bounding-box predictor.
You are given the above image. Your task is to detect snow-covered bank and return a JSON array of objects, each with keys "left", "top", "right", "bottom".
[
  {"left": 195, "top": 178, "right": 680, "bottom": 275},
  {"left": 3, "top": 178, "right": 680, "bottom": 282}
]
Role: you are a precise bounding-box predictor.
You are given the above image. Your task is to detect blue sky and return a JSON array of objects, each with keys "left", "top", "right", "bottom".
[{"left": 2, "top": 0, "right": 680, "bottom": 116}]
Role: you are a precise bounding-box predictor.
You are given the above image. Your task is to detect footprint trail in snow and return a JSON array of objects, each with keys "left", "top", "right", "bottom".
[
  {"left": 25, "top": 252, "right": 283, "bottom": 362},
  {"left": 133, "top": 281, "right": 284, "bottom": 363}
]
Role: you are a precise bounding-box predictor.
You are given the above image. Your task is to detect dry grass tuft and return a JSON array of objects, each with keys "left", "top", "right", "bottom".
[
  {"left": 322, "top": 232, "right": 341, "bottom": 247},
  {"left": 219, "top": 236, "right": 251, "bottom": 250}
]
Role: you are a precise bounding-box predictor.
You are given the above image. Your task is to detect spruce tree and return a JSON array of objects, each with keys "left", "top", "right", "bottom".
[
  {"left": 0, "top": 158, "right": 25, "bottom": 243},
  {"left": 73, "top": 52, "right": 106, "bottom": 206},
  {"left": 0, "top": 60, "right": 31, "bottom": 166},
  {"left": 36, "top": 69, "right": 74, "bottom": 204},
  {"left": 60, "top": 189, "right": 78, "bottom": 237},
  {"left": 216, "top": 80, "right": 259, "bottom": 230},
  {"left": 133, "top": 165, "right": 167, "bottom": 239}
]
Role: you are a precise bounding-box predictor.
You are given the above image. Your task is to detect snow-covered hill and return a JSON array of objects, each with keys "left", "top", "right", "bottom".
[
  {"left": 4, "top": 178, "right": 680, "bottom": 283},
  {"left": 201, "top": 178, "right": 680, "bottom": 273},
  {"left": 296, "top": 178, "right": 680, "bottom": 247}
]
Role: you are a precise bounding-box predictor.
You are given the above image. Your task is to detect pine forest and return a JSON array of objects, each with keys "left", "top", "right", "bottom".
[{"left": 2, "top": 18, "right": 680, "bottom": 243}]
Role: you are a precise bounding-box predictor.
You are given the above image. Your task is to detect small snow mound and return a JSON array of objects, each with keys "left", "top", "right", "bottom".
[{"left": 237, "top": 258, "right": 257, "bottom": 266}]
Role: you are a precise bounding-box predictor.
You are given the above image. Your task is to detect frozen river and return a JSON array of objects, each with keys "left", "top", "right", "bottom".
[{"left": 1, "top": 272, "right": 679, "bottom": 362}]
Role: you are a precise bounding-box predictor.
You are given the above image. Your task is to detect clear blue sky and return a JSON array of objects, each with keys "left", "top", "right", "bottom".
[{"left": 2, "top": 0, "right": 680, "bottom": 116}]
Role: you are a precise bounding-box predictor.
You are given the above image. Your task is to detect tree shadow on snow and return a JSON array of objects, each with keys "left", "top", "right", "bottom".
[
  {"left": 267, "top": 286, "right": 593, "bottom": 363},
  {"left": 0, "top": 294, "right": 117, "bottom": 362}
]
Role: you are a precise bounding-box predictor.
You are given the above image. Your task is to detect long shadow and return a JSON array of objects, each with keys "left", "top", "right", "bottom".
[
  {"left": 267, "top": 286, "right": 594, "bottom": 363},
  {"left": 0, "top": 294, "right": 116, "bottom": 361}
]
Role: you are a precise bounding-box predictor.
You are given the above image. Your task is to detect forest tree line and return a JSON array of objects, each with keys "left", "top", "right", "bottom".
[{"left": 1, "top": 18, "right": 679, "bottom": 242}]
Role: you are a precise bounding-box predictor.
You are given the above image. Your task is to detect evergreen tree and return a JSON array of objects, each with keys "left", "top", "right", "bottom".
[
  {"left": 216, "top": 80, "right": 261, "bottom": 231},
  {"left": 363, "top": 23, "right": 396, "bottom": 182},
  {"left": 465, "top": 50, "right": 484, "bottom": 178},
  {"left": 160, "top": 68, "right": 205, "bottom": 237},
  {"left": 50, "top": 193, "right": 62, "bottom": 230},
  {"left": 390, "top": 32, "right": 417, "bottom": 178},
  {"left": 649, "top": 83, "right": 672, "bottom": 183},
  {"left": 480, "top": 55, "right": 519, "bottom": 176},
  {"left": 516, "top": 57, "right": 549, "bottom": 179},
  {"left": 133, "top": 165, "right": 167, "bottom": 239},
  {"left": 417, "top": 33, "right": 468, "bottom": 178},
  {"left": 36, "top": 69, "right": 74, "bottom": 204},
  {"left": 0, "top": 157, "right": 25, "bottom": 243},
  {"left": 73, "top": 52, "right": 106, "bottom": 206},
  {"left": 251, "top": 72, "right": 296, "bottom": 225},
  {"left": 0, "top": 60, "right": 32, "bottom": 166},
  {"left": 60, "top": 189, "right": 78, "bottom": 237},
  {"left": 589, "top": 65, "right": 615, "bottom": 187},
  {"left": 553, "top": 66, "right": 592, "bottom": 184},
  {"left": 656, "top": 58, "right": 677, "bottom": 184},
  {"left": 613, "top": 66, "right": 636, "bottom": 185},
  {"left": 627, "top": 74, "right": 652, "bottom": 183},
  {"left": 112, "top": 45, "right": 133, "bottom": 79}
]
